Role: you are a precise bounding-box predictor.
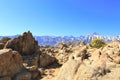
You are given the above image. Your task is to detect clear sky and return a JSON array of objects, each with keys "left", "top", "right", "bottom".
[{"left": 0, "top": 0, "right": 120, "bottom": 36}]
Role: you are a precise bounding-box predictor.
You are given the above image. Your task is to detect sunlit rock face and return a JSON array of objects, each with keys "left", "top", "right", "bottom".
[
  {"left": 4, "top": 31, "right": 39, "bottom": 55},
  {"left": 0, "top": 49, "right": 23, "bottom": 80},
  {"left": 52, "top": 41, "right": 120, "bottom": 80}
]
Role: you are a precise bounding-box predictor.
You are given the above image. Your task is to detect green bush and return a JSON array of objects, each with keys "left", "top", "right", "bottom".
[{"left": 91, "top": 38, "right": 105, "bottom": 48}]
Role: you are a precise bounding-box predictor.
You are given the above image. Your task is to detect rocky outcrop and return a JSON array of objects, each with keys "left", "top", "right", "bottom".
[
  {"left": 0, "top": 37, "right": 11, "bottom": 44},
  {"left": 2, "top": 31, "right": 59, "bottom": 79},
  {"left": 4, "top": 31, "right": 39, "bottom": 55},
  {"left": 0, "top": 49, "right": 23, "bottom": 79},
  {"left": 3, "top": 31, "right": 42, "bottom": 79},
  {"left": 52, "top": 42, "right": 120, "bottom": 80},
  {"left": 0, "top": 37, "right": 11, "bottom": 49},
  {"left": 2, "top": 31, "right": 120, "bottom": 80},
  {"left": 53, "top": 42, "right": 73, "bottom": 64}
]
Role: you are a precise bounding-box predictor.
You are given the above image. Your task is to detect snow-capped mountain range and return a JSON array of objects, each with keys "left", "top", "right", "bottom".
[{"left": 0, "top": 33, "right": 120, "bottom": 46}]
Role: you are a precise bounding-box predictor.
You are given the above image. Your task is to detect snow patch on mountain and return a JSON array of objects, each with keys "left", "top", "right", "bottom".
[{"left": 0, "top": 33, "right": 120, "bottom": 46}]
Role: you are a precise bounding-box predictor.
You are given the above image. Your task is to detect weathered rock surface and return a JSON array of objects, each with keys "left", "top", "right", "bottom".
[
  {"left": 40, "top": 53, "right": 56, "bottom": 67},
  {"left": 22, "top": 53, "right": 40, "bottom": 68},
  {"left": 0, "top": 37, "right": 11, "bottom": 49},
  {"left": 13, "top": 69, "right": 32, "bottom": 80},
  {"left": 0, "top": 37, "right": 11, "bottom": 44},
  {"left": 4, "top": 31, "right": 39, "bottom": 55},
  {"left": 51, "top": 42, "right": 120, "bottom": 80},
  {"left": 0, "top": 49, "right": 23, "bottom": 79},
  {"left": 31, "top": 70, "right": 40, "bottom": 80},
  {"left": 14, "top": 67, "right": 40, "bottom": 80},
  {"left": 0, "top": 77, "right": 11, "bottom": 80},
  {"left": 0, "top": 43, "right": 4, "bottom": 49}
]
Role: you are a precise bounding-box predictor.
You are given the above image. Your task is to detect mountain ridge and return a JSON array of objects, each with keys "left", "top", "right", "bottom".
[{"left": 0, "top": 33, "right": 120, "bottom": 46}]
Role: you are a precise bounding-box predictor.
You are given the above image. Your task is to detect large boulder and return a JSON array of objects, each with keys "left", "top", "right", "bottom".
[
  {"left": 0, "top": 49, "right": 23, "bottom": 78},
  {"left": 40, "top": 53, "right": 56, "bottom": 67},
  {"left": 4, "top": 31, "right": 39, "bottom": 55}
]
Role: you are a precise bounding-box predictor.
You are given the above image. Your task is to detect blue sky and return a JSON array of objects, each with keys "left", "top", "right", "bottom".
[{"left": 0, "top": 0, "right": 120, "bottom": 36}]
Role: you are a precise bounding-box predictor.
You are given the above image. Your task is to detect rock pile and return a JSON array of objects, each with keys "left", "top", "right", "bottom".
[
  {"left": 0, "top": 31, "right": 57, "bottom": 80},
  {"left": 52, "top": 41, "right": 120, "bottom": 80}
]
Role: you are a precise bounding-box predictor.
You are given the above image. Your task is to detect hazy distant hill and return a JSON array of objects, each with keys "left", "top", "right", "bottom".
[{"left": 0, "top": 33, "right": 120, "bottom": 46}]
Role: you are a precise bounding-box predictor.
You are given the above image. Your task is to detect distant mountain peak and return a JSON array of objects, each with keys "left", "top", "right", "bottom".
[{"left": 92, "top": 32, "right": 100, "bottom": 35}]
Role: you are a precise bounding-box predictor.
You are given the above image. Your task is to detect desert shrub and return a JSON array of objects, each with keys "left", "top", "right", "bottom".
[{"left": 91, "top": 38, "right": 105, "bottom": 48}]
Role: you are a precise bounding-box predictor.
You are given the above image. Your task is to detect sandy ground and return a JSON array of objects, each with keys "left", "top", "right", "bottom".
[{"left": 40, "top": 62, "right": 61, "bottom": 80}]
